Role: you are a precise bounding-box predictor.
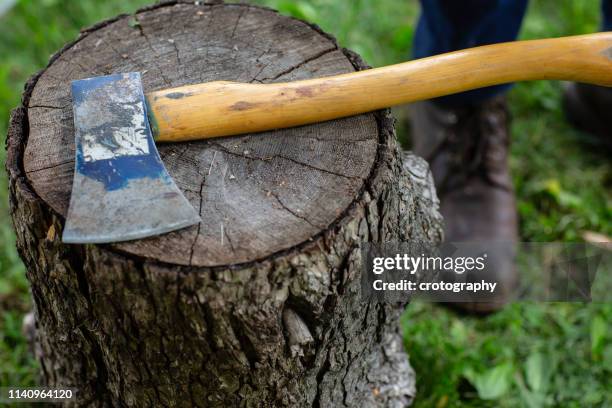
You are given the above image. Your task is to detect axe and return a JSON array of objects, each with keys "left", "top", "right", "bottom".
[{"left": 63, "top": 33, "right": 612, "bottom": 243}]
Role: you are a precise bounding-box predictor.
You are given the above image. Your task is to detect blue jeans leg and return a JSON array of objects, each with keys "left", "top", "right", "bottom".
[
  {"left": 603, "top": 0, "right": 612, "bottom": 30},
  {"left": 414, "top": 0, "right": 528, "bottom": 106}
]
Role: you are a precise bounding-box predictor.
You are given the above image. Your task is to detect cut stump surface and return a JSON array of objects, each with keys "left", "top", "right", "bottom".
[
  {"left": 24, "top": 1, "right": 379, "bottom": 267},
  {"left": 7, "top": 2, "right": 443, "bottom": 407}
]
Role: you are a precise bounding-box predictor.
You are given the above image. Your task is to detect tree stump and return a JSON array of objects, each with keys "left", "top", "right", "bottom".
[{"left": 6, "top": 1, "right": 443, "bottom": 406}]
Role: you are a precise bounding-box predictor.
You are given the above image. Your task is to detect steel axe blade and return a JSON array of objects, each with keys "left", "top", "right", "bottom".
[{"left": 63, "top": 72, "right": 201, "bottom": 244}]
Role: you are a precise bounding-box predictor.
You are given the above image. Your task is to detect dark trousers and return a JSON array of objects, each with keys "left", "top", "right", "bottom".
[{"left": 414, "top": 0, "right": 612, "bottom": 106}]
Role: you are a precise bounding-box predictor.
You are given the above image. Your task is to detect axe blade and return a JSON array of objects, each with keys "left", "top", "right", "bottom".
[{"left": 63, "top": 72, "right": 201, "bottom": 244}]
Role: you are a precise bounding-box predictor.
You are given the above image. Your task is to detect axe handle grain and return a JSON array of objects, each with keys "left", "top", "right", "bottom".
[{"left": 147, "top": 33, "right": 612, "bottom": 142}]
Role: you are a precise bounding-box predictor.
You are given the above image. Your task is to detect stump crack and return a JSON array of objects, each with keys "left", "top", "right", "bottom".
[
  {"left": 170, "top": 39, "right": 182, "bottom": 67},
  {"left": 188, "top": 177, "right": 206, "bottom": 265},
  {"left": 278, "top": 154, "right": 362, "bottom": 180},
  {"left": 222, "top": 223, "right": 236, "bottom": 253},
  {"left": 25, "top": 159, "right": 73, "bottom": 174},
  {"left": 249, "top": 46, "right": 273, "bottom": 83},
  {"left": 28, "top": 104, "right": 65, "bottom": 110},
  {"left": 271, "top": 191, "right": 325, "bottom": 229},
  {"left": 209, "top": 141, "right": 361, "bottom": 180},
  {"left": 231, "top": 7, "right": 247, "bottom": 39},
  {"left": 259, "top": 46, "right": 337, "bottom": 82},
  {"left": 299, "top": 134, "right": 377, "bottom": 144},
  {"left": 133, "top": 14, "right": 173, "bottom": 86}
]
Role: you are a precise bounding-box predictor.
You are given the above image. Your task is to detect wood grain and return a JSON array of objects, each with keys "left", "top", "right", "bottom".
[{"left": 24, "top": 2, "right": 379, "bottom": 266}]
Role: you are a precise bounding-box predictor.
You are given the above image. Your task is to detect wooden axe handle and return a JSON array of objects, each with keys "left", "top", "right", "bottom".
[{"left": 148, "top": 33, "right": 612, "bottom": 142}]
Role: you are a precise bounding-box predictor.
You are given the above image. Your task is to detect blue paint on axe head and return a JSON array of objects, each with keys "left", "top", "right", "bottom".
[
  {"left": 71, "top": 73, "right": 165, "bottom": 191},
  {"left": 63, "top": 72, "right": 201, "bottom": 244}
]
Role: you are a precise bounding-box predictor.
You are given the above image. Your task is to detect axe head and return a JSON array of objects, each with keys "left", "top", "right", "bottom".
[{"left": 63, "top": 72, "right": 201, "bottom": 244}]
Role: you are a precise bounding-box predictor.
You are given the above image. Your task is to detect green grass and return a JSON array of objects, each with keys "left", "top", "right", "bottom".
[
  {"left": 1, "top": 0, "right": 610, "bottom": 406},
  {"left": 402, "top": 302, "right": 612, "bottom": 407}
]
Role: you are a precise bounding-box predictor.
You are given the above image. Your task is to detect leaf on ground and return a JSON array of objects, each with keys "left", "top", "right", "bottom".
[
  {"left": 525, "top": 352, "right": 552, "bottom": 393},
  {"left": 590, "top": 315, "right": 606, "bottom": 359},
  {"left": 515, "top": 372, "right": 547, "bottom": 408},
  {"left": 463, "top": 363, "right": 513, "bottom": 400}
]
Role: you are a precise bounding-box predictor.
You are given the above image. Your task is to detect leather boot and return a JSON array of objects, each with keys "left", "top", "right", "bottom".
[
  {"left": 410, "top": 96, "right": 518, "bottom": 313},
  {"left": 563, "top": 82, "right": 612, "bottom": 150}
]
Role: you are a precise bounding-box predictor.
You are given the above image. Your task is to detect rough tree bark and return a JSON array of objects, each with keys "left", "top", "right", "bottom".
[{"left": 6, "top": 1, "right": 443, "bottom": 407}]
